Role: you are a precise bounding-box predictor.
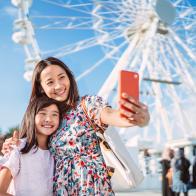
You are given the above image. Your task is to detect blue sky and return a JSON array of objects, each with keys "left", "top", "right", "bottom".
[
  {"left": 0, "top": 0, "right": 195, "bottom": 133},
  {"left": 0, "top": 0, "right": 112, "bottom": 132},
  {"left": 0, "top": 1, "right": 30, "bottom": 132}
]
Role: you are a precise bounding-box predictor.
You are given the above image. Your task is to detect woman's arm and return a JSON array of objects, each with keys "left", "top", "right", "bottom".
[
  {"left": 101, "top": 93, "right": 150, "bottom": 127},
  {"left": 0, "top": 168, "right": 13, "bottom": 196}
]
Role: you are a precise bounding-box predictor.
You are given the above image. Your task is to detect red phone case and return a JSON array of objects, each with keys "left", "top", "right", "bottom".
[{"left": 118, "top": 70, "right": 139, "bottom": 102}]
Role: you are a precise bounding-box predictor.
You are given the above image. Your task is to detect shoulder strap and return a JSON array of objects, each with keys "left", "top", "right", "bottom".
[
  {"left": 81, "top": 98, "right": 126, "bottom": 170},
  {"left": 81, "top": 97, "right": 104, "bottom": 134}
]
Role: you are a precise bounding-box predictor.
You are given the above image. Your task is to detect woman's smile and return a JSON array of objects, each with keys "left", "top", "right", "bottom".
[{"left": 40, "top": 64, "right": 70, "bottom": 102}]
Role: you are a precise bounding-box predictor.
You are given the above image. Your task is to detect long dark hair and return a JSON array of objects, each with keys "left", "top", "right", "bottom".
[
  {"left": 30, "top": 57, "right": 79, "bottom": 112},
  {"left": 20, "top": 96, "right": 62, "bottom": 154}
]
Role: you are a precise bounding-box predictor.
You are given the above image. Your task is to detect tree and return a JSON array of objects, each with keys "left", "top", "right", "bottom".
[
  {"left": 0, "top": 128, "right": 2, "bottom": 135},
  {"left": 0, "top": 128, "right": 5, "bottom": 156},
  {"left": 4, "top": 126, "right": 19, "bottom": 139}
]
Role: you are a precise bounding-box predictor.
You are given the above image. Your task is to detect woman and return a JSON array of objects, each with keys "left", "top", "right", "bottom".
[
  {"left": 160, "top": 148, "right": 175, "bottom": 196},
  {"left": 2, "top": 57, "right": 150, "bottom": 195}
]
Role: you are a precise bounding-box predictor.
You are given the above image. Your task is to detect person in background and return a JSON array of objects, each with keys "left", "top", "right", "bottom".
[
  {"left": 160, "top": 147, "right": 175, "bottom": 196},
  {"left": 1, "top": 57, "right": 150, "bottom": 195},
  {"left": 172, "top": 148, "right": 190, "bottom": 196},
  {"left": 0, "top": 135, "right": 6, "bottom": 170},
  {"left": 190, "top": 148, "right": 196, "bottom": 189},
  {"left": 0, "top": 96, "right": 62, "bottom": 196}
]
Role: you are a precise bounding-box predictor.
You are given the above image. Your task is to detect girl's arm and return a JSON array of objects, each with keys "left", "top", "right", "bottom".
[
  {"left": 101, "top": 93, "right": 150, "bottom": 127},
  {"left": 0, "top": 168, "right": 13, "bottom": 196}
]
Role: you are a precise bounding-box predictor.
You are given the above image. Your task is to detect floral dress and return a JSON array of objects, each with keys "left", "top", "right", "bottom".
[{"left": 49, "top": 95, "right": 114, "bottom": 196}]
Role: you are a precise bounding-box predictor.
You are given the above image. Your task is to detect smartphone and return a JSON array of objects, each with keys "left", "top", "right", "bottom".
[{"left": 118, "top": 70, "right": 139, "bottom": 113}]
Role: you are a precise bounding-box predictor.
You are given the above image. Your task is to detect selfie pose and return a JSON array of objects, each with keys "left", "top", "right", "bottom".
[
  {"left": 0, "top": 97, "right": 62, "bottom": 196},
  {"left": 2, "top": 57, "right": 150, "bottom": 195}
]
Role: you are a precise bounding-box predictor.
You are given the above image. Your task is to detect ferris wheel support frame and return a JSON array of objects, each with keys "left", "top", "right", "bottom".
[
  {"left": 141, "top": 17, "right": 174, "bottom": 141},
  {"left": 98, "top": 33, "right": 143, "bottom": 99},
  {"left": 158, "top": 43, "right": 194, "bottom": 136},
  {"left": 11, "top": 0, "right": 41, "bottom": 80},
  {"left": 167, "top": 37, "right": 196, "bottom": 92}
]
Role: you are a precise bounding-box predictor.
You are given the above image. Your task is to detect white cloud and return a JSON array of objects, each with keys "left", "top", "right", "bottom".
[{"left": 3, "top": 6, "right": 18, "bottom": 18}]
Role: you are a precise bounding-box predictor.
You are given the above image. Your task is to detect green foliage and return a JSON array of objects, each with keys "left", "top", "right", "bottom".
[{"left": 0, "top": 128, "right": 5, "bottom": 155}]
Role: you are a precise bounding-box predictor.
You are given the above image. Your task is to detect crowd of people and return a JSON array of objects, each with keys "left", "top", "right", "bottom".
[{"left": 160, "top": 147, "right": 196, "bottom": 196}]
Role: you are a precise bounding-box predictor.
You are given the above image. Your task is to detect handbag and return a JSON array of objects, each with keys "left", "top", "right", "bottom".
[{"left": 81, "top": 97, "right": 144, "bottom": 192}]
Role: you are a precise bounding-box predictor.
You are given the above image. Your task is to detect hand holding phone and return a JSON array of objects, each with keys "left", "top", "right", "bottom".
[
  {"left": 119, "top": 70, "right": 139, "bottom": 101},
  {"left": 118, "top": 70, "right": 139, "bottom": 117}
]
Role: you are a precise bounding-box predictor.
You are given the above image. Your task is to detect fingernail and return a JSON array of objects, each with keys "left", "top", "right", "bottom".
[{"left": 122, "top": 93, "right": 127, "bottom": 97}]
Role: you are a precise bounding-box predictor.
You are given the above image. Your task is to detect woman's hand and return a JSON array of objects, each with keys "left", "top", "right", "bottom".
[
  {"left": 119, "top": 93, "right": 150, "bottom": 127},
  {"left": 101, "top": 93, "right": 150, "bottom": 128},
  {"left": 1, "top": 131, "right": 19, "bottom": 156}
]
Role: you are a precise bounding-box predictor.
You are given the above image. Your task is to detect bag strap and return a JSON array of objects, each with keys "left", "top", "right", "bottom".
[
  {"left": 81, "top": 97, "right": 111, "bottom": 150},
  {"left": 81, "top": 97, "right": 104, "bottom": 134},
  {"left": 81, "top": 97, "right": 127, "bottom": 170}
]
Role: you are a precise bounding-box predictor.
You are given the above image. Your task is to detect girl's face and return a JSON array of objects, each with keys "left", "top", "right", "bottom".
[
  {"left": 35, "top": 104, "right": 60, "bottom": 136},
  {"left": 40, "top": 64, "right": 70, "bottom": 102}
]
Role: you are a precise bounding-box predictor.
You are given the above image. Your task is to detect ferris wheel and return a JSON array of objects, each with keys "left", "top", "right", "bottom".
[{"left": 11, "top": 0, "right": 196, "bottom": 147}]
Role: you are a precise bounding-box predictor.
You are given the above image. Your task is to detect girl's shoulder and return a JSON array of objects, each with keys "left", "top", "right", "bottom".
[
  {"left": 18, "top": 138, "right": 27, "bottom": 150},
  {"left": 2, "top": 138, "right": 27, "bottom": 177},
  {"left": 3, "top": 147, "right": 21, "bottom": 177}
]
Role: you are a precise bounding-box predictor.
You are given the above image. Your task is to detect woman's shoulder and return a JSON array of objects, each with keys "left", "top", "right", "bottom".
[
  {"left": 81, "top": 95, "right": 108, "bottom": 107},
  {"left": 82, "top": 95, "right": 104, "bottom": 101}
]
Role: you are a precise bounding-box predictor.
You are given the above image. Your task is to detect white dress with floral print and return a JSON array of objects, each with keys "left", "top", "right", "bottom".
[{"left": 50, "top": 95, "right": 114, "bottom": 196}]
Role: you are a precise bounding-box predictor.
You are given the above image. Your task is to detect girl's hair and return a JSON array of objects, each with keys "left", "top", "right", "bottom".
[
  {"left": 30, "top": 57, "right": 79, "bottom": 112},
  {"left": 20, "top": 96, "right": 62, "bottom": 154}
]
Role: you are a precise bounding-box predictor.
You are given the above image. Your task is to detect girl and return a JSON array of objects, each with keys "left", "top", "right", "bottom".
[
  {"left": 0, "top": 96, "right": 62, "bottom": 196},
  {"left": 2, "top": 57, "right": 150, "bottom": 195}
]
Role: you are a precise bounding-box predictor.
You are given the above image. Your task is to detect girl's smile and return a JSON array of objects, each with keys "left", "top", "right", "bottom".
[{"left": 35, "top": 104, "right": 60, "bottom": 137}]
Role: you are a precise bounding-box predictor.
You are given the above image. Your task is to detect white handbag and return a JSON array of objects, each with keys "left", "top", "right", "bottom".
[{"left": 81, "top": 98, "right": 144, "bottom": 192}]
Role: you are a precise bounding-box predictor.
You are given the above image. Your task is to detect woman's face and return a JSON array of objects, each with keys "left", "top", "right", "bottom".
[
  {"left": 40, "top": 64, "right": 70, "bottom": 102},
  {"left": 35, "top": 104, "right": 60, "bottom": 137}
]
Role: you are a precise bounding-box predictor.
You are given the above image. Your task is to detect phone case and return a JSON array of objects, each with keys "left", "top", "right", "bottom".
[{"left": 118, "top": 70, "right": 139, "bottom": 102}]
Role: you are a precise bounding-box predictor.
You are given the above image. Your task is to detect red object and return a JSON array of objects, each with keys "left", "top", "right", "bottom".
[
  {"left": 118, "top": 70, "right": 139, "bottom": 101},
  {"left": 118, "top": 70, "right": 139, "bottom": 116}
]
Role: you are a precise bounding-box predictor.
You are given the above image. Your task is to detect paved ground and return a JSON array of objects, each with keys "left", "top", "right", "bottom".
[{"left": 116, "top": 189, "right": 196, "bottom": 196}]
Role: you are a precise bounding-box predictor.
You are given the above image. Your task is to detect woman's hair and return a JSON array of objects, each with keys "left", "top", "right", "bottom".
[
  {"left": 30, "top": 57, "right": 79, "bottom": 111},
  {"left": 20, "top": 96, "right": 62, "bottom": 154}
]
